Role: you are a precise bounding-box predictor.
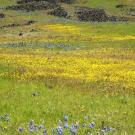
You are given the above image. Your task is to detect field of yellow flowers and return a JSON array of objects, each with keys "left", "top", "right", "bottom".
[
  {"left": 0, "top": 47, "right": 135, "bottom": 92},
  {"left": 1, "top": 23, "right": 135, "bottom": 43},
  {"left": 0, "top": 22, "right": 135, "bottom": 135}
]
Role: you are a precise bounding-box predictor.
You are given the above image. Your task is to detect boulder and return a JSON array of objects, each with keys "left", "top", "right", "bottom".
[{"left": 0, "top": 13, "right": 5, "bottom": 18}]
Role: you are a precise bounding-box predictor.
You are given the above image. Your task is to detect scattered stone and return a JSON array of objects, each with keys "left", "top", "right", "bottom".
[
  {"left": 30, "top": 29, "right": 38, "bottom": 32},
  {"left": 19, "top": 32, "right": 23, "bottom": 36},
  {"left": 25, "top": 20, "right": 36, "bottom": 25}
]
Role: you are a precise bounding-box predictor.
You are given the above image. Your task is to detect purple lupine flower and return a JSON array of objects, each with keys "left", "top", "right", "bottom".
[
  {"left": 18, "top": 127, "right": 24, "bottom": 133},
  {"left": 89, "top": 122, "right": 95, "bottom": 128},
  {"left": 64, "top": 122, "right": 68, "bottom": 128},
  {"left": 101, "top": 126, "right": 115, "bottom": 133},
  {"left": 29, "top": 120, "right": 35, "bottom": 132},
  {"left": 38, "top": 125, "right": 44, "bottom": 129},
  {"left": 70, "top": 124, "right": 77, "bottom": 135},
  {"left": 56, "top": 126, "right": 63, "bottom": 135}
]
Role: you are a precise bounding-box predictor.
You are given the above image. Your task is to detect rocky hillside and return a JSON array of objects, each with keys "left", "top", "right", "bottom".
[{"left": 4, "top": 0, "right": 134, "bottom": 22}]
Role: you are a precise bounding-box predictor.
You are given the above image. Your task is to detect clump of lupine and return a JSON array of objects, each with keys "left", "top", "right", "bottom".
[
  {"left": 17, "top": 119, "right": 47, "bottom": 134},
  {"left": 0, "top": 114, "right": 116, "bottom": 134}
]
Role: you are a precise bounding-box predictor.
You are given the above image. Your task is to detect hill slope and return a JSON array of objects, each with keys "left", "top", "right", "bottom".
[{"left": 0, "top": 0, "right": 135, "bottom": 135}]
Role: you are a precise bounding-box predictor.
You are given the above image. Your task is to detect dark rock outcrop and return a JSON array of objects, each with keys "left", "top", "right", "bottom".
[
  {"left": 75, "top": 7, "right": 109, "bottom": 22},
  {"left": 6, "top": 0, "right": 129, "bottom": 22},
  {"left": 16, "top": 0, "right": 75, "bottom": 4},
  {"left": 17, "top": 0, "right": 58, "bottom": 4},
  {"left": 7, "top": 1, "right": 58, "bottom": 11},
  {"left": 60, "top": 0, "right": 75, "bottom": 4},
  {"left": 48, "top": 7, "right": 68, "bottom": 18},
  {"left": 75, "top": 7, "right": 127, "bottom": 22}
]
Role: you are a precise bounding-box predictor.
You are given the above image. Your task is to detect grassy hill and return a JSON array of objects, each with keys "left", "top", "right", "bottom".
[{"left": 0, "top": 0, "right": 135, "bottom": 135}]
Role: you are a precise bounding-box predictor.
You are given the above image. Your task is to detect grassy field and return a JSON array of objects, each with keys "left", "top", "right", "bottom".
[{"left": 0, "top": 0, "right": 135, "bottom": 135}]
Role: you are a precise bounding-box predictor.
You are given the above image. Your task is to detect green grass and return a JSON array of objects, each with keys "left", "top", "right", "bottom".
[
  {"left": 0, "top": 79, "right": 135, "bottom": 135},
  {"left": 77, "top": 0, "right": 135, "bottom": 15},
  {"left": 0, "top": 0, "right": 16, "bottom": 6},
  {"left": 0, "top": 39, "right": 134, "bottom": 134}
]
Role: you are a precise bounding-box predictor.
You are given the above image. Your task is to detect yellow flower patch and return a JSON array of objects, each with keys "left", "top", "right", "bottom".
[
  {"left": 39, "top": 24, "right": 80, "bottom": 34},
  {"left": 0, "top": 23, "right": 135, "bottom": 43},
  {"left": 0, "top": 49, "right": 135, "bottom": 90}
]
